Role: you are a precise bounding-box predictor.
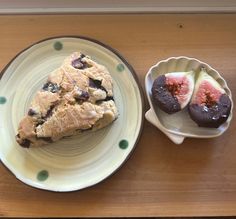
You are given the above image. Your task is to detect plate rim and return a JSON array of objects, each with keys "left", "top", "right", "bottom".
[{"left": 0, "top": 35, "right": 145, "bottom": 192}]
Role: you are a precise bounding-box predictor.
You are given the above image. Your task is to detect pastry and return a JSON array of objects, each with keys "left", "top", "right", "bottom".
[{"left": 16, "top": 52, "right": 118, "bottom": 147}]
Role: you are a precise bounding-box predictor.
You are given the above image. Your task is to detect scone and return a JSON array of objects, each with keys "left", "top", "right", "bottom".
[{"left": 16, "top": 52, "right": 118, "bottom": 147}]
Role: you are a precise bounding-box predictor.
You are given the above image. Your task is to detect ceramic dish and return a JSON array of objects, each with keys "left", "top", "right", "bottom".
[
  {"left": 0, "top": 36, "right": 144, "bottom": 191},
  {"left": 145, "top": 56, "right": 233, "bottom": 144}
]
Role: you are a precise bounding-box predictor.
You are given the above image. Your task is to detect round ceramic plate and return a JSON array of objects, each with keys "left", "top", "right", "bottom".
[{"left": 0, "top": 36, "right": 144, "bottom": 192}]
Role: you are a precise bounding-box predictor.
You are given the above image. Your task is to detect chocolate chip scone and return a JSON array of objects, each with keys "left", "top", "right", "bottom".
[{"left": 16, "top": 52, "right": 118, "bottom": 147}]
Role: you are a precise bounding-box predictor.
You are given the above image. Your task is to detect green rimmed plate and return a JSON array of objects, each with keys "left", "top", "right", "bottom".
[{"left": 0, "top": 36, "right": 144, "bottom": 192}]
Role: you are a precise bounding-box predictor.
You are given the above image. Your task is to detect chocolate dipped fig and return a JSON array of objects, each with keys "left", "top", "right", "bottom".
[
  {"left": 151, "top": 71, "right": 195, "bottom": 114},
  {"left": 188, "top": 68, "right": 231, "bottom": 128}
]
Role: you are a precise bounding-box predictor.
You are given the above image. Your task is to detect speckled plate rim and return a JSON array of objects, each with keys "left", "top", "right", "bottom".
[
  {"left": 145, "top": 56, "right": 233, "bottom": 139},
  {"left": 0, "top": 35, "right": 145, "bottom": 192}
]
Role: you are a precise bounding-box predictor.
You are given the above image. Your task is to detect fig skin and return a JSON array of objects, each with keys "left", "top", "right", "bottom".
[
  {"left": 151, "top": 75, "right": 181, "bottom": 114},
  {"left": 188, "top": 94, "right": 231, "bottom": 128}
]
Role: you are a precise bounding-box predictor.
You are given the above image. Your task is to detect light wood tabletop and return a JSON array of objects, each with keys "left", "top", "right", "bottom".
[{"left": 0, "top": 14, "right": 236, "bottom": 217}]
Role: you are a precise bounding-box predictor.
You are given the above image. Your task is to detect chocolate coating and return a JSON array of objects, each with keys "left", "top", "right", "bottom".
[
  {"left": 188, "top": 94, "right": 231, "bottom": 128},
  {"left": 151, "top": 75, "right": 181, "bottom": 114}
]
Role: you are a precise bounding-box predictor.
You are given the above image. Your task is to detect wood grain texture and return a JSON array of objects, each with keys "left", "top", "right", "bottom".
[{"left": 0, "top": 14, "right": 236, "bottom": 217}]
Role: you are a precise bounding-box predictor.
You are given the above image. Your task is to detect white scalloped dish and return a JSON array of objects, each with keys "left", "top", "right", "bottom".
[{"left": 145, "top": 57, "right": 233, "bottom": 144}]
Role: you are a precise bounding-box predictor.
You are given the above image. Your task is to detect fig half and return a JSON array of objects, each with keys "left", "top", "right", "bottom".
[
  {"left": 151, "top": 71, "right": 195, "bottom": 114},
  {"left": 188, "top": 68, "right": 231, "bottom": 128}
]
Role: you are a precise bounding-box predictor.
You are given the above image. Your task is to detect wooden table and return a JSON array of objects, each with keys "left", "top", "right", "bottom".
[{"left": 0, "top": 14, "right": 236, "bottom": 217}]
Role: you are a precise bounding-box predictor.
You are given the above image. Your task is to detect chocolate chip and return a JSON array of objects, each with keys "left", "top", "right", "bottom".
[
  {"left": 89, "top": 78, "right": 101, "bottom": 88},
  {"left": 79, "top": 90, "right": 89, "bottom": 100},
  {"left": 20, "top": 139, "right": 31, "bottom": 148},
  {"left": 28, "top": 108, "right": 37, "bottom": 116},
  {"left": 44, "top": 105, "right": 55, "bottom": 119},
  {"left": 80, "top": 53, "right": 86, "bottom": 58},
  {"left": 72, "top": 59, "right": 84, "bottom": 69},
  {"left": 36, "top": 119, "right": 45, "bottom": 126},
  {"left": 96, "top": 96, "right": 114, "bottom": 104},
  {"left": 104, "top": 96, "right": 114, "bottom": 101},
  {"left": 37, "top": 137, "right": 53, "bottom": 143},
  {"left": 72, "top": 55, "right": 90, "bottom": 69},
  {"left": 36, "top": 104, "right": 57, "bottom": 127},
  {"left": 74, "top": 89, "right": 90, "bottom": 104},
  {"left": 62, "top": 135, "right": 73, "bottom": 139},
  {"left": 42, "top": 82, "right": 60, "bottom": 93},
  {"left": 89, "top": 78, "right": 107, "bottom": 93}
]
